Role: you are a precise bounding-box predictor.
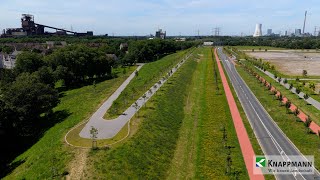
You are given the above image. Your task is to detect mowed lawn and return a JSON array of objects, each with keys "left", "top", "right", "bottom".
[
  {"left": 166, "top": 47, "right": 249, "bottom": 179},
  {"left": 4, "top": 67, "right": 136, "bottom": 179}
]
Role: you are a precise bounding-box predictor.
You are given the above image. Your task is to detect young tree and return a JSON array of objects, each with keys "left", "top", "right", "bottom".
[
  {"left": 289, "top": 83, "right": 293, "bottom": 90},
  {"left": 133, "top": 102, "right": 140, "bottom": 117},
  {"left": 295, "top": 87, "right": 301, "bottom": 94},
  {"left": 142, "top": 94, "right": 147, "bottom": 108},
  {"left": 304, "top": 93, "right": 310, "bottom": 100},
  {"left": 293, "top": 107, "right": 300, "bottom": 116},
  {"left": 90, "top": 126, "right": 98, "bottom": 149},
  {"left": 309, "top": 82, "right": 316, "bottom": 92},
  {"left": 285, "top": 101, "right": 292, "bottom": 113},
  {"left": 302, "top": 70, "right": 308, "bottom": 77}
]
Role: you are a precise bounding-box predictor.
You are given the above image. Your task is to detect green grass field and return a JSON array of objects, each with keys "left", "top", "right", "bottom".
[
  {"left": 82, "top": 48, "right": 198, "bottom": 179},
  {"left": 236, "top": 63, "right": 320, "bottom": 170},
  {"left": 166, "top": 47, "right": 249, "bottom": 179},
  {"left": 4, "top": 66, "right": 136, "bottom": 179},
  {"left": 104, "top": 49, "right": 192, "bottom": 119}
]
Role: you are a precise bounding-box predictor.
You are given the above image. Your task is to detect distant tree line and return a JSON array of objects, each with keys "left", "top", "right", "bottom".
[
  {"left": 123, "top": 39, "right": 196, "bottom": 64},
  {"left": 206, "top": 36, "right": 320, "bottom": 49}
]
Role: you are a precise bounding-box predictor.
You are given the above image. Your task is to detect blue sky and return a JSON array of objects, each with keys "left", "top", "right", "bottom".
[{"left": 0, "top": 0, "right": 320, "bottom": 36}]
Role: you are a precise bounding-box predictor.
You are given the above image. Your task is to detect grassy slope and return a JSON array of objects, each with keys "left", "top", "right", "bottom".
[
  {"left": 236, "top": 64, "right": 320, "bottom": 170},
  {"left": 104, "top": 49, "right": 191, "bottom": 119},
  {"left": 287, "top": 80, "right": 320, "bottom": 104},
  {"left": 251, "top": 65, "right": 320, "bottom": 125},
  {"left": 5, "top": 67, "right": 136, "bottom": 179},
  {"left": 82, "top": 49, "right": 197, "bottom": 179},
  {"left": 166, "top": 47, "right": 249, "bottom": 179}
]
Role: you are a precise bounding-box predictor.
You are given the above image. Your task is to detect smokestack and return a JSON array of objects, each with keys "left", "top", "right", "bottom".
[
  {"left": 303, "top": 11, "right": 307, "bottom": 34},
  {"left": 253, "top": 23, "right": 262, "bottom": 37}
]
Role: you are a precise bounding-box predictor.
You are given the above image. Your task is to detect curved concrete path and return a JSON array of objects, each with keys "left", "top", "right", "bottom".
[{"left": 79, "top": 53, "right": 192, "bottom": 139}]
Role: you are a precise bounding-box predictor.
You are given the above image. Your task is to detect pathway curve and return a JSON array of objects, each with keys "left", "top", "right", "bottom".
[
  {"left": 255, "top": 67, "right": 320, "bottom": 110},
  {"left": 79, "top": 53, "right": 193, "bottom": 139}
]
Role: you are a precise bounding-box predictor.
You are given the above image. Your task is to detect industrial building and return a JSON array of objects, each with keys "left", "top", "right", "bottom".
[
  {"left": 295, "top": 29, "right": 302, "bottom": 36},
  {"left": 253, "top": 23, "right": 262, "bottom": 37},
  {"left": 0, "top": 50, "right": 22, "bottom": 69},
  {"left": 2, "top": 14, "right": 93, "bottom": 37},
  {"left": 155, "top": 29, "right": 166, "bottom": 39}
]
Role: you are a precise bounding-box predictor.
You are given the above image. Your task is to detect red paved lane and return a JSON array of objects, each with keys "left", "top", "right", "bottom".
[{"left": 214, "top": 48, "right": 264, "bottom": 180}]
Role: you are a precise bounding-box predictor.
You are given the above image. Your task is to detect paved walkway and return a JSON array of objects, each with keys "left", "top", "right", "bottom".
[
  {"left": 256, "top": 67, "right": 320, "bottom": 110},
  {"left": 79, "top": 53, "right": 192, "bottom": 139},
  {"left": 215, "top": 48, "right": 264, "bottom": 180}
]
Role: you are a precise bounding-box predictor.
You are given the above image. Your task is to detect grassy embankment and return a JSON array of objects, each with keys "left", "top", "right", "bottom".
[
  {"left": 287, "top": 80, "right": 320, "bottom": 102},
  {"left": 4, "top": 66, "right": 136, "bottom": 179},
  {"left": 82, "top": 48, "right": 198, "bottom": 179},
  {"left": 66, "top": 49, "right": 193, "bottom": 147},
  {"left": 236, "top": 62, "right": 320, "bottom": 170},
  {"left": 246, "top": 62, "right": 320, "bottom": 125},
  {"left": 104, "top": 49, "right": 192, "bottom": 119},
  {"left": 166, "top": 47, "right": 250, "bottom": 179}
]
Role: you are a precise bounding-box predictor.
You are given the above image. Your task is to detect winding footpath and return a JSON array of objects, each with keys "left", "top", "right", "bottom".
[{"left": 79, "top": 53, "right": 192, "bottom": 139}]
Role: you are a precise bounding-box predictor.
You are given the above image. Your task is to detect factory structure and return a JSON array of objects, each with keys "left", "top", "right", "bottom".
[
  {"left": 155, "top": 29, "right": 166, "bottom": 39},
  {"left": 2, "top": 14, "right": 93, "bottom": 37},
  {"left": 253, "top": 23, "right": 262, "bottom": 37}
]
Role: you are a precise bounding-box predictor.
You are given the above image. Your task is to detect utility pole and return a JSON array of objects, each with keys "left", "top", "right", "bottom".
[
  {"left": 314, "top": 26, "right": 318, "bottom": 36},
  {"left": 214, "top": 27, "right": 220, "bottom": 36}
]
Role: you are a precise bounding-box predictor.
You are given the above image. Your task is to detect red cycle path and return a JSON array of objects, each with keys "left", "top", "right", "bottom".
[{"left": 214, "top": 48, "right": 264, "bottom": 180}]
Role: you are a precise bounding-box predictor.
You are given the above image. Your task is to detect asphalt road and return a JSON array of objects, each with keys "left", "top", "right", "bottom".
[{"left": 217, "top": 47, "right": 320, "bottom": 180}]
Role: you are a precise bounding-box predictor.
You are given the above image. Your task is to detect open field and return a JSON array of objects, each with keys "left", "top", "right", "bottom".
[
  {"left": 232, "top": 46, "right": 287, "bottom": 50},
  {"left": 247, "top": 51, "right": 320, "bottom": 77},
  {"left": 3, "top": 66, "right": 136, "bottom": 179},
  {"left": 236, "top": 62, "right": 320, "bottom": 170}
]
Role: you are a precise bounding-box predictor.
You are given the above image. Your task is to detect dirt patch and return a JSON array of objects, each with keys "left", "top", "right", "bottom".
[
  {"left": 66, "top": 148, "right": 89, "bottom": 180},
  {"left": 248, "top": 51, "right": 320, "bottom": 76}
]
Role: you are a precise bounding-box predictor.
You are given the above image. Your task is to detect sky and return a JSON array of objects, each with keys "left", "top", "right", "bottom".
[{"left": 1, "top": 0, "right": 320, "bottom": 36}]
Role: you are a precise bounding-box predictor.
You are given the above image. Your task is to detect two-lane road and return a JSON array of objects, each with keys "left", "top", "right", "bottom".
[{"left": 217, "top": 47, "right": 319, "bottom": 180}]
